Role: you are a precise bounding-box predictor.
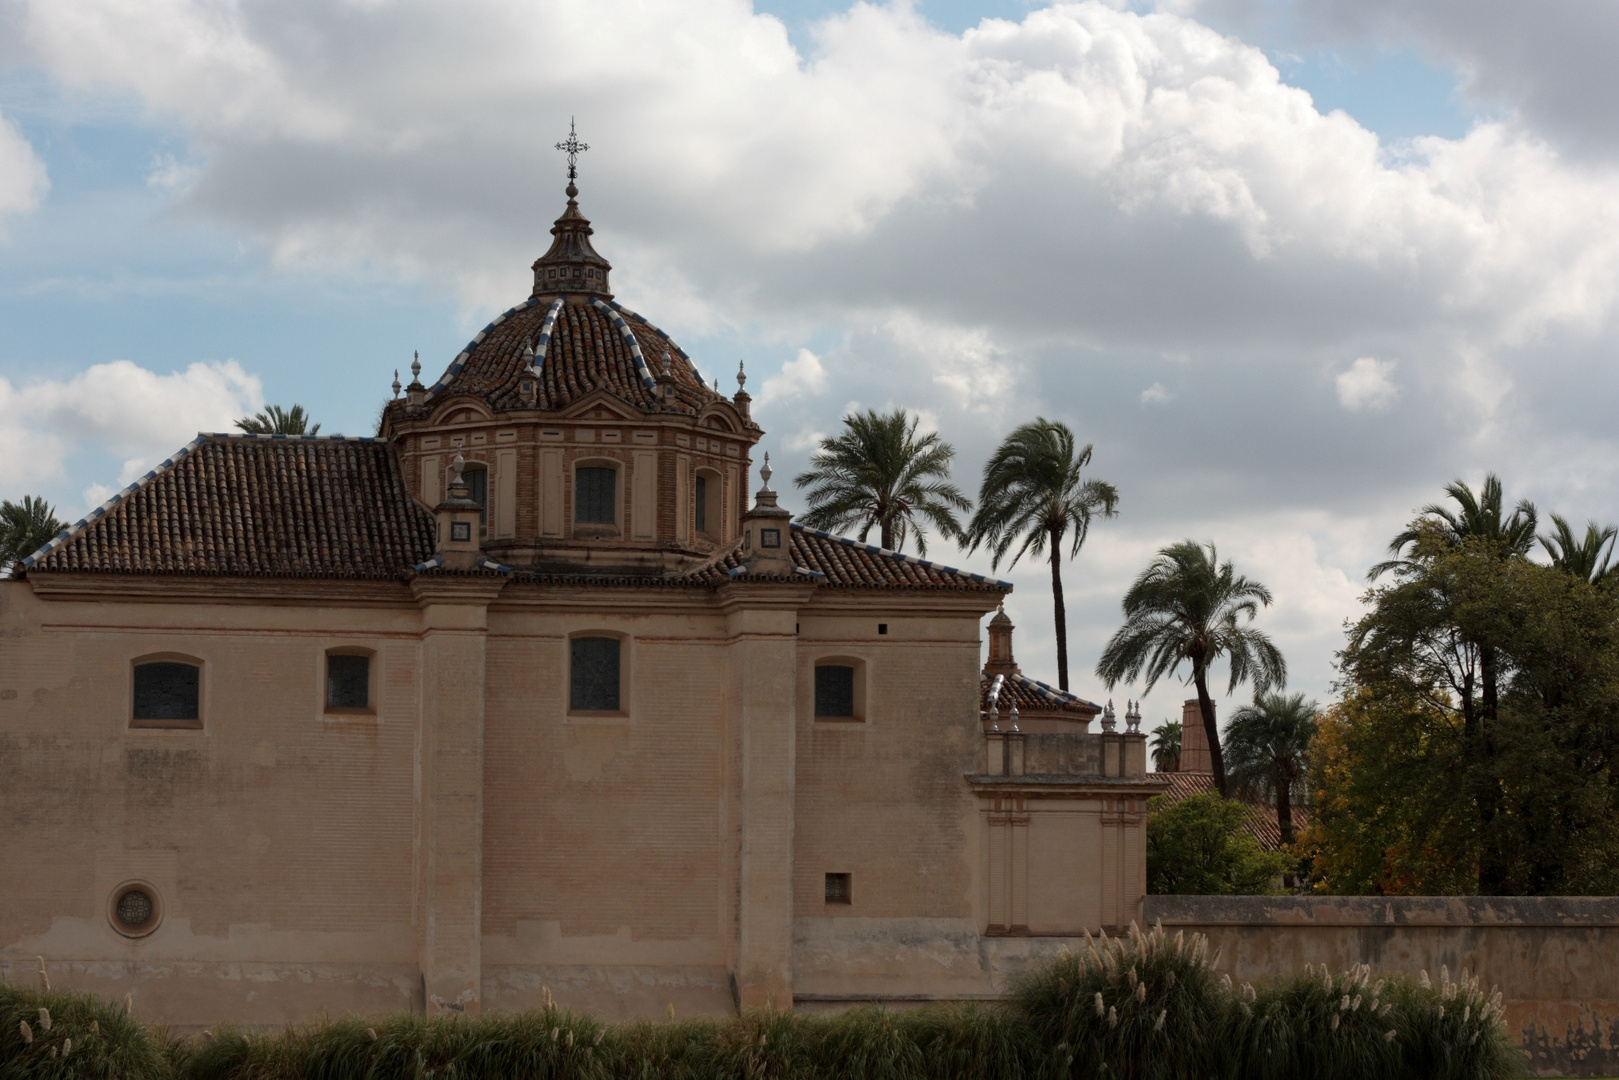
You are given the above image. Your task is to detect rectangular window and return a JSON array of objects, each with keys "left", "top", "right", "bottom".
[
  {"left": 695, "top": 475, "right": 708, "bottom": 534},
  {"left": 576, "top": 467, "right": 617, "bottom": 525},
  {"left": 465, "top": 466, "right": 488, "bottom": 525},
  {"left": 570, "top": 636, "right": 621, "bottom": 712},
  {"left": 327, "top": 654, "right": 370, "bottom": 711},
  {"left": 815, "top": 665, "right": 855, "bottom": 718},
  {"left": 133, "top": 662, "right": 200, "bottom": 722},
  {"left": 825, "top": 873, "right": 851, "bottom": 904}
]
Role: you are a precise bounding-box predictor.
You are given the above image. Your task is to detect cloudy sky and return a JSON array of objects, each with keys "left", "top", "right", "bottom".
[{"left": 1, "top": 0, "right": 1616, "bottom": 722}]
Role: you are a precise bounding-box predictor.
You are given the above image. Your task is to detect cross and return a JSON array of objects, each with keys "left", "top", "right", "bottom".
[{"left": 555, "top": 118, "right": 589, "bottom": 182}]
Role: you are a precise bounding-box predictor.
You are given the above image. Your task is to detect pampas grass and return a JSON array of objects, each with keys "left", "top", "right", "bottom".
[{"left": 2, "top": 939, "right": 1526, "bottom": 1080}]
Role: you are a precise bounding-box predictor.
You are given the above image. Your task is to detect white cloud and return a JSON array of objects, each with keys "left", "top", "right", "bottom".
[
  {"left": 758, "top": 347, "right": 828, "bottom": 407},
  {"left": 1335, "top": 356, "right": 1398, "bottom": 412},
  {"left": 1141, "top": 382, "right": 1169, "bottom": 404},
  {"left": 0, "top": 360, "right": 263, "bottom": 510},
  {"left": 0, "top": 106, "right": 47, "bottom": 228}
]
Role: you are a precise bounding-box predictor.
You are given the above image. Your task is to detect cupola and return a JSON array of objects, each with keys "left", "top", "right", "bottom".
[{"left": 531, "top": 123, "right": 612, "bottom": 299}]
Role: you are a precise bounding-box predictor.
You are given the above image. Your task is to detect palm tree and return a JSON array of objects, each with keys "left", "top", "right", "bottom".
[
  {"left": 964, "top": 419, "right": 1118, "bottom": 691},
  {"left": 0, "top": 495, "right": 65, "bottom": 576},
  {"left": 1222, "top": 692, "right": 1318, "bottom": 846},
  {"left": 1149, "top": 719, "right": 1181, "bottom": 773},
  {"left": 792, "top": 408, "right": 969, "bottom": 555},
  {"left": 1540, "top": 514, "right": 1617, "bottom": 584},
  {"left": 235, "top": 404, "right": 321, "bottom": 435},
  {"left": 1372, "top": 473, "right": 1536, "bottom": 578},
  {"left": 1096, "top": 541, "right": 1286, "bottom": 797}
]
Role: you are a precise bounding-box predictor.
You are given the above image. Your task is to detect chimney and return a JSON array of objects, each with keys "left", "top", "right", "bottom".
[{"left": 1180, "top": 698, "right": 1214, "bottom": 773}]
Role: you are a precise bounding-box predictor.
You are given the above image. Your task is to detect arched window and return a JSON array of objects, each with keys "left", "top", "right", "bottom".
[
  {"left": 695, "top": 468, "right": 723, "bottom": 540},
  {"left": 575, "top": 465, "right": 617, "bottom": 526},
  {"left": 132, "top": 657, "right": 202, "bottom": 728}
]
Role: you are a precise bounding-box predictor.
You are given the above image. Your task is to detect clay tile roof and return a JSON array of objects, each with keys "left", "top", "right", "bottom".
[
  {"left": 1152, "top": 771, "right": 1305, "bottom": 852},
  {"left": 393, "top": 296, "right": 725, "bottom": 416},
  {"left": 783, "top": 525, "right": 1012, "bottom": 590},
  {"left": 24, "top": 435, "right": 436, "bottom": 579},
  {"left": 981, "top": 672, "right": 1100, "bottom": 716}
]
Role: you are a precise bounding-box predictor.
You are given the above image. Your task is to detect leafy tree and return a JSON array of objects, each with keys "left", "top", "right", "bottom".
[
  {"left": 235, "top": 404, "right": 321, "bottom": 435},
  {"left": 0, "top": 496, "right": 65, "bottom": 576},
  {"left": 965, "top": 419, "right": 1118, "bottom": 691},
  {"left": 1149, "top": 720, "right": 1181, "bottom": 773},
  {"left": 1335, "top": 536, "right": 1619, "bottom": 894},
  {"left": 1146, "top": 793, "right": 1293, "bottom": 895},
  {"left": 1096, "top": 541, "right": 1286, "bottom": 797},
  {"left": 793, "top": 408, "right": 969, "bottom": 555},
  {"left": 1223, "top": 692, "right": 1318, "bottom": 846},
  {"left": 1541, "top": 514, "right": 1617, "bottom": 584}
]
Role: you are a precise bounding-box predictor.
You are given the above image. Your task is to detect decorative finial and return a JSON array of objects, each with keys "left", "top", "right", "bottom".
[
  {"left": 1102, "top": 699, "right": 1117, "bottom": 733},
  {"left": 555, "top": 117, "right": 589, "bottom": 194},
  {"left": 392, "top": 369, "right": 401, "bottom": 399},
  {"left": 736, "top": 360, "right": 747, "bottom": 391},
  {"left": 661, "top": 347, "right": 672, "bottom": 378},
  {"left": 1009, "top": 703, "right": 1020, "bottom": 733},
  {"left": 449, "top": 448, "right": 466, "bottom": 491},
  {"left": 411, "top": 350, "right": 422, "bottom": 382},
  {"left": 760, "top": 452, "right": 773, "bottom": 492}
]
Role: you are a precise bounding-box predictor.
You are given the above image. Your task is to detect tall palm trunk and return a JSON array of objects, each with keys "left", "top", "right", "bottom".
[
  {"left": 1050, "top": 523, "right": 1068, "bottom": 691},
  {"left": 1276, "top": 775, "right": 1293, "bottom": 846},
  {"left": 1192, "top": 664, "right": 1228, "bottom": 797},
  {"left": 1476, "top": 646, "right": 1508, "bottom": 894},
  {"left": 881, "top": 519, "right": 894, "bottom": 550}
]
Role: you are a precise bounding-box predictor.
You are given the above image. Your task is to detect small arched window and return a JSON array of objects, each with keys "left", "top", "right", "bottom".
[
  {"left": 462, "top": 462, "right": 488, "bottom": 525},
  {"left": 132, "top": 658, "right": 202, "bottom": 728},
  {"left": 813, "top": 657, "right": 867, "bottom": 722},
  {"left": 695, "top": 468, "right": 723, "bottom": 540},
  {"left": 325, "top": 650, "right": 375, "bottom": 713}
]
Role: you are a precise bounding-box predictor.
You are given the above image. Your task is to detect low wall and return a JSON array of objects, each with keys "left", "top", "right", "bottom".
[{"left": 1145, "top": 896, "right": 1619, "bottom": 1078}]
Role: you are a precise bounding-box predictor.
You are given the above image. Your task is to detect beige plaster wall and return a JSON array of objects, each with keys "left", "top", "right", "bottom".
[{"left": 1147, "top": 896, "right": 1619, "bottom": 1078}]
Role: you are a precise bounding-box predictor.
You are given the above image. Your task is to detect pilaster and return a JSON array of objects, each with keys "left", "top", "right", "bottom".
[
  {"left": 411, "top": 575, "right": 505, "bottom": 1015},
  {"left": 720, "top": 581, "right": 814, "bottom": 1010}
]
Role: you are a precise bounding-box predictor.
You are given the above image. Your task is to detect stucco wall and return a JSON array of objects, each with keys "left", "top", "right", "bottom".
[{"left": 1146, "top": 895, "right": 1619, "bottom": 1078}]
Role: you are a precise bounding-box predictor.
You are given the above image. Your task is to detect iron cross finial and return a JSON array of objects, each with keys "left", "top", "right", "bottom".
[{"left": 555, "top": 118, "right": 589, "bottom": 182}]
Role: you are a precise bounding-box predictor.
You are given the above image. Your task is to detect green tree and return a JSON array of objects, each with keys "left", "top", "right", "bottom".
[
  {"left": 0, "top": 496, "right": 65, "bottom": 576},
  {"left": 1149, "top": 719, "right": 1181, "bottom": 772},
  {"left": 1223, "top": 693, "right": 1318, "bottom": 846},
  {"left": 1540, "top": 514, "right": 1617, "bottom": 585},
  {"left": 1096, "top": 541, "right": 1286, "bottom": 797},
  {"left": 1336, "top": 535, "right": 1619, "bottom": 894},
  {"left": 235, "top": 404, "right": 320, "bottom": 435},
  {"left": 964, "top": 419, "right": 1118, "bottom": 691},
  {"left": 792, "top": 408, "right": 969, "bottom": 555},
  {"left": 1146, "top": 793, "right": 1292, "bottom": 895}
]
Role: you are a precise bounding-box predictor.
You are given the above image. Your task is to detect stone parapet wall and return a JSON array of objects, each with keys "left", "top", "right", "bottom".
[{"left": 1145, "top": 895, "right": 1619, "bottom": 1078}]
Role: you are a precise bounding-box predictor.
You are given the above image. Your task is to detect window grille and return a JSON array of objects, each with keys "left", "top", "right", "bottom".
[
  {"left": 576, "top": 467, "right": 616, "bottom": 524},
  {"left": 133, "top": 662, "right": 199, "bottom": 721},
  {"left": 327, "top": 654, "right": 370, "bottom": 710},
  {"left": 815, "top": 665, "right": 855, "bottom": 718},
  {"left": 571, "top": 636, "right": 621, "bottom": 711}
]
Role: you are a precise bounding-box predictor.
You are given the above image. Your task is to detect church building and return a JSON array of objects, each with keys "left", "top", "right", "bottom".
[{"left": 0, "top": 158, "right": 1163, "bottom": 1026}]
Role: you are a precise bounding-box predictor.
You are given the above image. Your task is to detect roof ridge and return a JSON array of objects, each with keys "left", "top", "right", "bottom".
[
  {"left": 789, "top": 523, "right": 1014, "bottom": 589},
  {"left": 201, "top": 432, "right": 388, "bottom": 442},
  {"left": 532, "top": 296, "right": 566, "bottom": 377},
  {"left": 21, "top": 435, "right": 207, "bottom": 568},
  {"left": 425, "top": 297, "right": 543, "bottom": 399},
  {"left": 604, "top": 299, "right": 712, "bottom": 390},
  {"left": 590, "top": 297, "right": 656, "bottom": 391}
]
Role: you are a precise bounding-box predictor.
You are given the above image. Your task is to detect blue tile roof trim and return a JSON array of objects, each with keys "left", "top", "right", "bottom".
[
  {"left": 476, "top": 555, "right": 515, "bottom": 574},
  {"left": 425, "top": 297, "right": 542, "bottom": 399},
  {"left": 532, "top": 296, "right": 566, "bottom": 376},
  {"left": 1014, "top": 672, "right": 1101, "bottom": 711},
  {"left": 20, "top": 432, "right": 394, "bottom": 569},
  {"left": 606, "top": 299, "right": 721, "bottom": 391},
  {"left": 590, "top": 297, "right": 657, "bottom": 391},
  {"left": 413, "top": 556, "right": 446, "bottom": 573},
  {"left": 789, "top": 523, "right": 1014, "bottom": 590},
  {"left": 985, "top": 673, "right": 1006, "bottom": 713}
]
